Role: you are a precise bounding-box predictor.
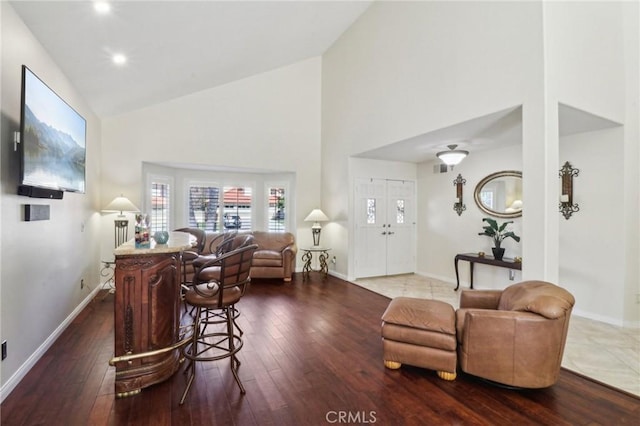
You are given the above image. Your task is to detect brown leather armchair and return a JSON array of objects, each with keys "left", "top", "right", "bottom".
[
  {"left": 456, "top": 280, "right": 575, "bottom": 388},
  {"left": 249, "top": 231, "right": 297, "bottom": 281}
]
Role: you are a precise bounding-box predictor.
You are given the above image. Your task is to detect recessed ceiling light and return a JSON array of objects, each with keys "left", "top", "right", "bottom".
[
  {"left": 112, "top": 54, "right": 127, "bottom": 65},
  {"left": 94, "top": 2, "right": 111, "bottom": 14}
]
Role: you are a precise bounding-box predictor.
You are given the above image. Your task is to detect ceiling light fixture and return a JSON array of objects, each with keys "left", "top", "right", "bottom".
[
  {"left": 436, "top": 144, "right": 469, "bottom": 166},
  {"left": 94, "top": 2, "right": 111, "bottom": 14},
  {"left": 112, "top": 54, "right": 127, "bottom": 65}
]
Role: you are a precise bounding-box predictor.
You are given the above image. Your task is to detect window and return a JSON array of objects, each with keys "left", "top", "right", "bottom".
[
  {"left": 222, "top": 186, "right": 252, "bottom": 230},
  {"left": 188, "top": 185, "right": 220, "bottom": 231},
  {"left": 480, "top": 189, "right": 495, "bottom": 210},
  {"left": 267, "top": 186, "right": 286, "bottom": 232},
  {"left": 142, "top": 164, "right": 295, "bottom": 234},
  {"left": 150, "top": 180, "right": 170, "bottom": 233},
  {"left": 367, "top": 198, "right": 376, "bottom": 224},
  {"left": 396, "top": 199, "right": 405, "bottom": 224}
]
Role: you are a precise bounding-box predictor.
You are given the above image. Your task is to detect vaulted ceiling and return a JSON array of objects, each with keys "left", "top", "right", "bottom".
[
  {"left": 10, "top": 1, "right": 619, "bottom": 162},
  {"left": 10, "top": 0, "right": 372, "bottom": 117}
]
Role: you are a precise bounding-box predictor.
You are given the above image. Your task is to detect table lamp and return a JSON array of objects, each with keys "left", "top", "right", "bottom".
[
  {"left": 304, "top": 208, "right": 329, "bottom": 246},
  {"left": 102, "top": 195, "right": 140, "bottom": 248}
]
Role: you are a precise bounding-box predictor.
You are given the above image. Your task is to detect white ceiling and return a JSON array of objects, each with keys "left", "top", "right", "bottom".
[
  {"left": 11, "top": 1, "right": 622, "bottom": 164},
  {"left": 354, "top": 106, "right": 524, "bottom": 163},
  {"left": 10, "top": 0, "right": 373, "bottom": 117},
  {"left": 354, "top": 103, "right": 622, "bottom": 164}
]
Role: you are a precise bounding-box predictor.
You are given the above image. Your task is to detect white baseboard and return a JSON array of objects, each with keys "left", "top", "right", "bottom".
[
  {"left": 572, "top": 307, "right": 629, "bottom": 328},
  {"left": 296, "top": 265, "right": 347, "bottom": 281},
  {"left": 415, "top": 271, "right": 460, "bottom": 287},
  {"left": 328, "top": 270, "right": 348, "bottom": 281},
  {"left": 0, "top": 285, "right": 102, "bottom": 403},
  {"left": 623, "top": 320, "right": 640, "bottom": 329}
]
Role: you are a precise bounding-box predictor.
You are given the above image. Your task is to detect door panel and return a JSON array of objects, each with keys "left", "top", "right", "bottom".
[
  {"left": 386, "top": 180, "right": 415, "bottom": 275},
  {"left": 354, "top": 178, "right": 387, "bottom": 277},
  {"left": 354, "top": 178, "right": 415, "bottom": 278}
]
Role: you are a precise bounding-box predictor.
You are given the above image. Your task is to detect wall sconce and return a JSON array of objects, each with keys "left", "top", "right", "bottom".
[
  {"left": 453, "top": 174, "right": 466, "bottom": 216},
  {"left": 559, "top": 161, "right": 579, "bottom": 220}
]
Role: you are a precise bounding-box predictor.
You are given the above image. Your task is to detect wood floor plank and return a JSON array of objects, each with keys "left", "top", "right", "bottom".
[{"left": 2, "top": 273, "right": 639, "bottom": 425}]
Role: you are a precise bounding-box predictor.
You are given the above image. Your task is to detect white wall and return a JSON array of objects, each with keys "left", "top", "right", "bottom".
[
  {"left": 322, "top": 1, "right": 543, "bottom": 278},
  {"left": 559, "top": 128, "right": 625, "bottom": 324},
  {"left": 321, "top": 0, "right": 638, "bottom": 325},
  {"left": 100, "top": 57, "right": 323, "bottom": 262},
  {"left": 418, "top": 145, "right": 523, "bottom": 289},
  {"left": 0, "top": 3, "right": 102, "bottom": 398},
  {"left": 544, "top": 1, "right": 637, "bottom": 326},
  {"left": 545, "top": 1, "right": 626, "bottom": 124},
  {"left": 622, "top": 0, "right": 640, "bottom": 327}
]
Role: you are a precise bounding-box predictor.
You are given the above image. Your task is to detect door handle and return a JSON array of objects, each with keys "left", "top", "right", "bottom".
[
  {"left": 381, "top": 231, "right": 387, "bottom": 235},
  {"left": 388, "top": 232, "right": 395, "bottom": 235}
]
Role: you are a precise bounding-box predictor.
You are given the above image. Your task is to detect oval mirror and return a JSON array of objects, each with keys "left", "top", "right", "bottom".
[{"left": 474, "top": 171, "right": 523, "bottom": 218}]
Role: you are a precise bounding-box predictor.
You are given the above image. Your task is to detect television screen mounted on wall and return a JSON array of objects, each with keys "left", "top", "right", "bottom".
[{"left": 20, "top": 65, "right": 86, "bottom": 194}]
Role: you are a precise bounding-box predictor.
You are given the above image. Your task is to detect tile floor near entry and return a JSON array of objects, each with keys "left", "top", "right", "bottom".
[{"left": 353, "top": 274, "right": 640, "bottom": 397}]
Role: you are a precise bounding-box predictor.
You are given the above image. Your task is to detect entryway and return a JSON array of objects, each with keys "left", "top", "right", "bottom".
[{"left": 353, "top": 178, "right": 416, "bottom": 278}]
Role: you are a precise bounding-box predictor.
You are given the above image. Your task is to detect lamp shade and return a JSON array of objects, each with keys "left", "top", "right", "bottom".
[
  {"left": 505, "top": 199, "right": 523, "bottom": 213},
  {"left": 102, "top": 195, "right": 140, "bottom": 214},
  {"left": 436, "top": 144, "right": 468, "bottom": 166},
  {"left": 510, "top": 199, "right": 523, "bottom": 210},
  {"left": 304, "top": 209, "right": 329, "bottom": 223}
]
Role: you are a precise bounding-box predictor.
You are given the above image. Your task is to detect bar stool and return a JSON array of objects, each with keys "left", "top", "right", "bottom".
[
  {"left": 191, "top": 231, "right": 238, "bottom": 272},
  {"left": 174, "top": 227, "right": 206, "bottom": 291},
  {"left": 180, "top": 240, "right": 258, "bottom": 405}
]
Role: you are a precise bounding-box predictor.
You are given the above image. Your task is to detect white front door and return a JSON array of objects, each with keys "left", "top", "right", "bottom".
[
  {"left": 354, "top": 178, "right": 387, "bottom": 277},
  {"left": 354, "top": 178, "right": 416, "bottom": 278},
  {"left": 385, "top": 180, "right": 415, "bottom": 275}
]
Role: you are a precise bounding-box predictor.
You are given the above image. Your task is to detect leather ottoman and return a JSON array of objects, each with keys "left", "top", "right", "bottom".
[{"left": 381, "top": 297, "right": 457, "bottom": 380}]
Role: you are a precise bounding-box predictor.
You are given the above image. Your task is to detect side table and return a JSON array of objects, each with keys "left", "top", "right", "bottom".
[
  {"left": 100, "top": 260, "right": 116, "bottom": 293},
  {"left": 301, "top": 247, "right": 331, "bottom": 280},
  {"left": 454, "top": 253, "right": 522, "bottom": 290}
]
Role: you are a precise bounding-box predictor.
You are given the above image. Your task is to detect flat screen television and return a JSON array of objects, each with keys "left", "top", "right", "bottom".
[{"left": 19, "top": 65, "right": 86, "bottom": 195}]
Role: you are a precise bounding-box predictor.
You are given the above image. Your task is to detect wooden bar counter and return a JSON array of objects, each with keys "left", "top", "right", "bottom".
[{"left": 110, "top": 232, "right": 192, "bottom": 397}]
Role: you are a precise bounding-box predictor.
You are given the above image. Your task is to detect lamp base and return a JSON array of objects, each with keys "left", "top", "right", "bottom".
[
  {"left": 312, "top": 228, "right": 321, "bottom": 246},
  {"left": 114, "top": 218, "right": 129, "bottom": 248}
]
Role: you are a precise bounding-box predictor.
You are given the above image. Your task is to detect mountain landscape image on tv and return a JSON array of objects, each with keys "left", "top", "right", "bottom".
[{"left": 21, "top": 66, "right": 86, "bottom": 193}]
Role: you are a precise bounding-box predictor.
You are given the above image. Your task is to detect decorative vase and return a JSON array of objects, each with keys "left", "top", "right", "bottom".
[
  {"left": 492, "top": 247, "right": 505, "bottom": 260},
  {"left": 154, "top": 231, "right": 169, "bottom": 245}
]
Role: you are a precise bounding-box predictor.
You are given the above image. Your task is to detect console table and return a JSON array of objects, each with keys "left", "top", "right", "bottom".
[
  {"left": 301, "top": 247, "right": 331, "bottom": 280},
  {"left": 454, "top": 253, "right": 522, "bottom": 291},
  {"left": 109, "top": 232, "right": 192, "bottom": 397}
]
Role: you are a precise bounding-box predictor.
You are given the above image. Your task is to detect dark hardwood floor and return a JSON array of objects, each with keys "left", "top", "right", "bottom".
[{"left": 2, "top": 273, "right": 639, "bottom": 425}]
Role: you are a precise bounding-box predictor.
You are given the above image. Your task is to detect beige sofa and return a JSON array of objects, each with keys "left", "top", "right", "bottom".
[{"left": 185, "top": 230, "right": 297, "bottom": 282}]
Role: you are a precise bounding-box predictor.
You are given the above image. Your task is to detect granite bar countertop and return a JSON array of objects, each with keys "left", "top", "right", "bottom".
[{"left": 114, "top": 231, "right": 194, "bottom": 256}]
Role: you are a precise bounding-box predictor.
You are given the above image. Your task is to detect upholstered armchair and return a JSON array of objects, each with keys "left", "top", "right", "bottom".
[{"left": 456, "top": 280, "right": 575, "bottom": 388}]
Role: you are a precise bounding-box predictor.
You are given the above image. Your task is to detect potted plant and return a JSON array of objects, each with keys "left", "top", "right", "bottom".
[{"left": 478, "top": 218, "right": 520, "bottom": 260}]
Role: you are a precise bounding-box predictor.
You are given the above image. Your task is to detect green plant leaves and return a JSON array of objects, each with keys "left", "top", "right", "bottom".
[{"left": 478, "top": 217, "right": 520, "bottom": 247}]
